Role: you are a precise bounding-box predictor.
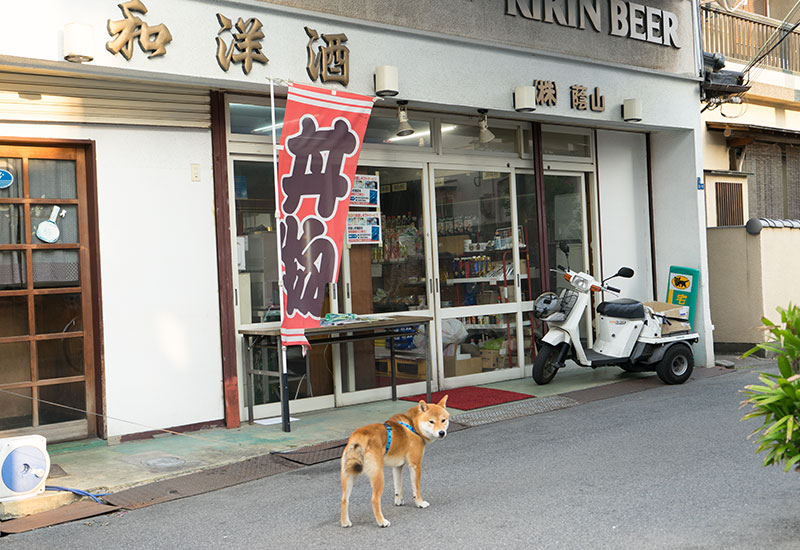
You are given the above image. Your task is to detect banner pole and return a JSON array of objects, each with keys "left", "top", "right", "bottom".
[{"left": 270, "top": 78, "right": 291, "bottom": 433}]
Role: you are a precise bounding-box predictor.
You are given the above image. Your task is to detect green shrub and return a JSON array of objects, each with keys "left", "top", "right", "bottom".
[{"left": 740, "top": 304, "right": 800, "bottom": 471}]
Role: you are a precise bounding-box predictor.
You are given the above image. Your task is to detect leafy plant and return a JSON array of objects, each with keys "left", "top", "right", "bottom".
[{"left": 740, "top": 304, "right": 800, "bottom": 471}]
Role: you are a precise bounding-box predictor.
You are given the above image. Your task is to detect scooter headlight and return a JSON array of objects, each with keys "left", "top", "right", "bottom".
[{"left": 571, "top": 275, "right": 590, "bottom": 291}]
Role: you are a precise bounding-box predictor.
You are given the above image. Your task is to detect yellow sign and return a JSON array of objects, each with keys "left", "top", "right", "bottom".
[{"left": 671, "top": 275, "right": 691, "bottom": 291}]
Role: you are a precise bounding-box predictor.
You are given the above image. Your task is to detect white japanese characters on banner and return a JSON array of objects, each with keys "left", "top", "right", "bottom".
[
  {"left": 276, "top": 83, "right": 373, "bottom": 348},
  {"left": 347, "top": 212, "right": 382, "bottom": 245}
]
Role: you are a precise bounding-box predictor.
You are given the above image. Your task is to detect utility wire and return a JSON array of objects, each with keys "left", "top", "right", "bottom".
[
  {"left": 740, "top": 0, "right": 800, "bottom": 82},
  {"left": 0, "top": 387, "right": 242, "bottom": 446}
]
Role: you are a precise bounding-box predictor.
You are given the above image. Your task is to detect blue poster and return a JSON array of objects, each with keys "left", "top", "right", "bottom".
[{"left": 0, "top": 169, "right": 13, "bottom": 190}]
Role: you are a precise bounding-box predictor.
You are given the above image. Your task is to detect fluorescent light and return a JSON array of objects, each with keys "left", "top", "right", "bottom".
[
  {"left": 388, "top": 124, "right": 456, "bottom": 143},
  {"left": 253, "top": 122, "right": 284, "bottom": 133}
]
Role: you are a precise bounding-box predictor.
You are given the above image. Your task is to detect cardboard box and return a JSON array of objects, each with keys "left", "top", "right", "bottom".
[
  {"left": 438, "top": 235, "right": 467, "bottom": 255},
  {"left": 375, "top": 357, "right": 427, "bottom": 380},
  {"left": 444, "top": 356, "right": 482, "bottom": 377},
  {"left": 481, "top": 349, "right": 511, "bottom": 370},
  {"left": 644, "top": 301, "right": 691, "bottom": 335}
]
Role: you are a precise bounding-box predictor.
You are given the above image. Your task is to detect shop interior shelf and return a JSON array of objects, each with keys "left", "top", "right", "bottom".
[
  {"left": 464, "top": 320, "right": 531, "bottom": 330},
  {"left": 444, "top": 274, "right": 528, "bottom": 285}
]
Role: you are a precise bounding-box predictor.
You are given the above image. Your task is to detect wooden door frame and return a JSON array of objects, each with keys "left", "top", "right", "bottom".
[{"left": 0, "top": 137, "right": 104, "bottom": 439}]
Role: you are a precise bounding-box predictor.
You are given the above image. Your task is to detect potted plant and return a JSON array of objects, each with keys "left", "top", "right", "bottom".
[{"left": 740, "top": 304, "right": 800, "bottom": 472}]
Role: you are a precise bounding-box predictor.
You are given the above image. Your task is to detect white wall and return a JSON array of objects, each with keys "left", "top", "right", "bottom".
[
  {"left": 0, "top": 122, "right": 223, "bottom": 437},
  {"left": 649, "top": 128, "right": 714, "bottom": 366},
  {"left": 596, "top": 130, "right": 653, "bottom": 302}
]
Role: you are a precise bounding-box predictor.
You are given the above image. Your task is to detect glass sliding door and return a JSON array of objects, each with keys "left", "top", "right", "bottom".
[
  {"left": 0, "top": 146, "right": 95, "bottom": 442},
  {"left": 432, "top": 168, "right": 522, "bottom": 380},
  {"left": 338, "top": 165, "right": 431, "bottom": 396},
  {"left": 232, "top": 159, "right": 334, "bottom": 412},
  {"left": 543, "top": 172, "right": 591, "bottom": 341},
  {"left": 515, "top": 172, "right": 542, "bottom": 363}
]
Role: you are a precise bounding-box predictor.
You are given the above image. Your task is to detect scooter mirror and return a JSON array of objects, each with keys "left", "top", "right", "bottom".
[
  {"left": 559, "top": 241, "right": 570, "bottom": 255},
  {"left": 617, "top": 267, "right": 634, "bottom": 278}
]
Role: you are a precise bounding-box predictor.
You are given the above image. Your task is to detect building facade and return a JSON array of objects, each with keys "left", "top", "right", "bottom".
[
  {"left": 0, "top": 0, "right": 711, "bottom": 442},
  {"left": 701, "top": 1, "right": 800, "bottom": 346}
]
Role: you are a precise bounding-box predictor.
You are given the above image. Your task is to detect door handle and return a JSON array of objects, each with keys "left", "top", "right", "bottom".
[{"left": 436, "top": 278, "right": 440, "bottom": 293}]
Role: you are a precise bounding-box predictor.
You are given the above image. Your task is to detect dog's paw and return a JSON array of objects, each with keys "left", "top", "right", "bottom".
[
  {"left": 341, "top": 520, "right": 352, "bottom": 528},
  {"left": 415, "top": 500, "right": 430, "bottom": 509},
  {"left": 394, "top": 496, "right": 404, "bottom": 506},
  {"left": 377, "top": 518, "right": 391, "bottom": 528}
]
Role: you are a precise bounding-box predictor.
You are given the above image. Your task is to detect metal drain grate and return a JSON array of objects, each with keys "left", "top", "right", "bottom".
[
  {"left": 452, "top": 395, "right": 579, "bottom": 427},
  {"left": 272, "top": 439, "right": 348, "bottom": 466},
  {"left": 105, "top": 453, "right": 300, "bottom": 510}
]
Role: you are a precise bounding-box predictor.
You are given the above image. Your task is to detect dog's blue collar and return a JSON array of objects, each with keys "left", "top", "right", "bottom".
[
  {"left": 384, "top": 421, "right": 421, "bottom": 454},
  {"left": 397, "top": 421, "right": 420, "bottom": 437}
]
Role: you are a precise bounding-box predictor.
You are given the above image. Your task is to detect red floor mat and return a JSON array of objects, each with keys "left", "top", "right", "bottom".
[{"left": 401, "top": 386, "right": 533, "bottom": 410}]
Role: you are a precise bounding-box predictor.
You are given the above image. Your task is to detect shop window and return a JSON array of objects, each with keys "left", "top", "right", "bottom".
[
  {"left": 442, "top": 314, "right": 518, "bottom": 378},
  {"left": 441, "top": 122, "right": 518, "bottom": 154},
  {"left": 363, "top": 113, "right": 432, "bottom": 148},
  {"left": 352, "top": 166, "right": 427, "bottom": 314},
  {"left": 233, "top": 160, "right": 279, "bottom": 324},
  {"left": 435, "top": 169, "right": 517, "bottom": 307},
  {"left": 515, "top": 173, "right": 542, "bottom": 301},
  {"left": 229, "top": 103, "right": 285, "bottom": 139},
  {"left": 541, "top": 129, "right": 592, "bottom": 161}
]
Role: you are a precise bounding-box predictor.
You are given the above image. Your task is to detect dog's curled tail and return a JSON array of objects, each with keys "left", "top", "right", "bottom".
[{"left": 343, "top": 442, "right": 365, "bottom": 474}]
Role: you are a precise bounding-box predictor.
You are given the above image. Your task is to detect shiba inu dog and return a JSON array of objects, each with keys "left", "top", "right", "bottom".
[{"left": 340, "top": 395, "right": 450, "bottom": 528}]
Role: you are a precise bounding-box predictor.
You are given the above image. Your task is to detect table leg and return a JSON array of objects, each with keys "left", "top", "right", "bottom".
[
  {"left": 245, "top": 336, "right": 254, "bottom": 424},
  {"left": 279, "top": 345, "right": 291, "bottom": 432},
  {"left": 390, "top": 335, "right": 397, "bottom": 401}
]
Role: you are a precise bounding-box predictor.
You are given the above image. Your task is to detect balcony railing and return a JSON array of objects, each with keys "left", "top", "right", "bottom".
[{"left": 702, "top": 5, "right": 800, "bottom": 73}]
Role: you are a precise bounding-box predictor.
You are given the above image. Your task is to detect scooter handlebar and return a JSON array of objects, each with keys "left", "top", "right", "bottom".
[{"left": 605, "top": 285, "right": 620, "bottom": 293}]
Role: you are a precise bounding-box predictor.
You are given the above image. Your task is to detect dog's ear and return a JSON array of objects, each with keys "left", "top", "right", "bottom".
[
  {"left": 417, "top": 400, "right": 428, "bottom": 412},
  {"left": 437, "top": 394, "right": 448, "bottom": 408}
]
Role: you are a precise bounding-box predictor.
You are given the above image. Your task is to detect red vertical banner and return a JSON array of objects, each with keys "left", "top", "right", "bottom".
[{"left": 277, "top": 84, "right": 373, "bottom": 348}]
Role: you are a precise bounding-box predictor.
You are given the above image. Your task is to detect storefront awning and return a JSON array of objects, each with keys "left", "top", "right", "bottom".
[{"left": 706, "top": 121, "right": 800, "bottom": 142}]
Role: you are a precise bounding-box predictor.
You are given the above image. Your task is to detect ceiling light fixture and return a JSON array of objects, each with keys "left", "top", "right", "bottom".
[
  {"left": 477, "top": 109, "right": 495, "bottom": 143},
  {"left": 396, "top": 100, "right": 414, "bottom": 137},
  {"left": 63, "top": 23, "right": 94, "bottom": 63}
]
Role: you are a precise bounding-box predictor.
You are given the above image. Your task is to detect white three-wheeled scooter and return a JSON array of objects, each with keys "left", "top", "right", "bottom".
[{"left": 532, "top": 243, "right": 699, "bottom": 385}]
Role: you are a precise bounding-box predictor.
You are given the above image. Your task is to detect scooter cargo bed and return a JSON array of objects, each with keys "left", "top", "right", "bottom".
[
  {"left": 638, "top": 333, "right": 700, "bottom": 345},
  {"left": 584, "top": 349, "right": 625, "bottom": 367}
]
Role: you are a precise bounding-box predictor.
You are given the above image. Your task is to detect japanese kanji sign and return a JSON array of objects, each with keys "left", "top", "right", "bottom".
[
  {"left": 277, "top": 84, "right": 373, "bottom": 348},
  {"left": 304, "top": 26, "right": 350, "bottom": 86},
  {"left": 215, "top": 13, "right": 268, "bottom": 74},
  {"left": 107, "top": 0, "right": 172, "bottom": 60}
]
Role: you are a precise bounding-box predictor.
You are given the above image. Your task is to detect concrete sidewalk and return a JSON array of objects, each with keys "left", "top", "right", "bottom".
[{"left": 0, "top": 354, "right": 769, "bottom": 523}]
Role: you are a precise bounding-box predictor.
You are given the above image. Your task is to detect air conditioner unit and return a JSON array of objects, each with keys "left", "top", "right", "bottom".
[{"left": 0, "top": 435, "right": 50, "bottom": 502}]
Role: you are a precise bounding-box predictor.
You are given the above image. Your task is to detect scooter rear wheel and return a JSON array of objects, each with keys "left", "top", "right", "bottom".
[
  {"left": 533, "top": 343, "right": 562, "bottom": 385},
  {"left": 656, "top": 344, "right": 694, "bottom": 384}
]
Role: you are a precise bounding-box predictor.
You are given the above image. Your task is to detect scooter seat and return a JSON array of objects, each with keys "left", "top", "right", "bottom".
[{"left": 597, "top": 298, "right": 645, "bottom": 319}]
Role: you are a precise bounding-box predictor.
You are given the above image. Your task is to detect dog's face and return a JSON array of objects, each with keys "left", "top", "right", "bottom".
[{"left": 417, "top": 395, "right": 450, "bottom": 441}]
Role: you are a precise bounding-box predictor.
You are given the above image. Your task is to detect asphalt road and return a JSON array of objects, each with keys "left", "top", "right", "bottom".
[{"left": 6, "top": 363, "right": 799, "bottom": 549}]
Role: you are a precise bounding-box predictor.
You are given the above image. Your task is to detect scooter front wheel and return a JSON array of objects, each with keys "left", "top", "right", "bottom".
[{"left": 533, "top": 343, "right": 563, "bottom": 385}]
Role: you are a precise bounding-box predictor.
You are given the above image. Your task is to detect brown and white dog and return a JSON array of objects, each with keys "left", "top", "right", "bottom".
[{"left": 340, "top": 395, "right": 450, "bottom": 527}]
